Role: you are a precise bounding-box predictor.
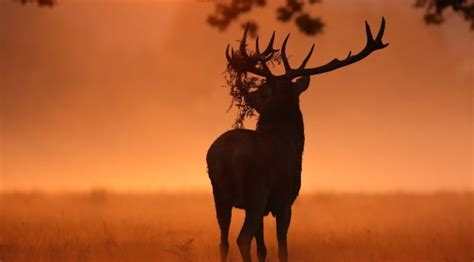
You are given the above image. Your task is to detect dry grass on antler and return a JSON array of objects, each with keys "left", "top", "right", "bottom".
[
  {"left": 224, "top": 70, "right": 259, "bottom": 129},
  {"left": 224, "top": 49, "right": 281, "bottom": 129}
]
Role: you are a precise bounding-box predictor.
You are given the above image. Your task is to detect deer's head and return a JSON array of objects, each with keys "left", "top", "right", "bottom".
[{"left": 226, "top": 18, "right": 388, "bottom": 116}]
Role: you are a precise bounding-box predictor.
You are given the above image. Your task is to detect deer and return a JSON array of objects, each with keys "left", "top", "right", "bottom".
[{"left": 207, "top": 18, "right": 388, "bottom": 262}]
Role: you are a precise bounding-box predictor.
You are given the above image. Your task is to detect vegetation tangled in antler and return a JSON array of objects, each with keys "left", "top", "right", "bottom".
[
  {"left": 224, "top": 46, "right": 280, "bottom": 129},
  {"left": 224, "top": 67, "right": 259, "bottom": 129}
]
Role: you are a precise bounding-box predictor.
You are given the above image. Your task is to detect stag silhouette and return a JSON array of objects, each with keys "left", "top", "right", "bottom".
[{"left": 207, "top": 18, "right": 388, "bottom": 262}]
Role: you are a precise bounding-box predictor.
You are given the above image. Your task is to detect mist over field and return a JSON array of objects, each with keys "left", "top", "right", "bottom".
[{"left": 1, "top": 191, "right": 472, "bottom": 261}]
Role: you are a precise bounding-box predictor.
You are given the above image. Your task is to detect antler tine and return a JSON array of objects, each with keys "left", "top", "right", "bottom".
[
  {"left": 255, "top": 36, "right": 261, "bottom": 54},
  {"left": 297, "top": 44, "right": 315, "bottom": 70},
  {"left": 365, "top": 20, "right": 375, "bottom": 43},
  {"left": 252, "top": 34, "right": 276, "bottom": 76},
  {"left": 261, "top": 31, "right": 277, "bottom": 57},
  {"left": 255, "top": 32, "right": 277, "bottom": 58},
  {"left": 224, "top": 43, "right": 246, "bottom": 72},
  {"left": 376, "top": 17, "right": 388, "bottom": 46},
  {"left": 281, "top": 33, "right": 292, "bottom": 73},
  {"left": 225, "top": 44, "right": 234, "bottom": 65},
  {"left": 240, "top": 24, "right": 250, "bottom": 58}
]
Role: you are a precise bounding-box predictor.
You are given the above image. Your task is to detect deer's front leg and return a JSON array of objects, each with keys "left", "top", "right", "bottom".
[{"left": 276, "top": 207, "right": 292, "bottom": 262}]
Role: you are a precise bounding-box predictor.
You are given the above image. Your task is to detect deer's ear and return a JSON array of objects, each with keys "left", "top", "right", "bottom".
[{"left": 295, "top": 76, "right": 310, "bottom": 94}]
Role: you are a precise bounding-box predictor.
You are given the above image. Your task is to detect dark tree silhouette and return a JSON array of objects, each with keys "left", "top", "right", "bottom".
[
  {"left": 207, "top": 20, "right": 388, "bottom": 262},
  {"left": 207, "top": 0, "right": 324, "bottom": 37},
  {"left": 13, "top": 0, "right": 55, "bottom": 7},
  {"left": 414, "top": 0, "right": 474, "bottom": 29},
  {"left": 12, "top": 0, "right": 473, "bottom": 32},
  {"left": 206, "top": 0, "right": 473, "bottom": 36}
]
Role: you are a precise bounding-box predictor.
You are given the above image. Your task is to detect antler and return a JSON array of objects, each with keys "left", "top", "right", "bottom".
[
  {"left": 226, "top": 24, "right": 278, "bottom": 77},
  {"left": 226, "top": 18, "right": 388, "bottom": 79},
  {"left": 283, "top": 17, "right": 389, "bottom": 79}
]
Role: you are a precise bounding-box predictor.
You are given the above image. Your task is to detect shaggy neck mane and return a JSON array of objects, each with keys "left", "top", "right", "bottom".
[{"left": 256, "top": 106, "right": 305, "bottom": 157}]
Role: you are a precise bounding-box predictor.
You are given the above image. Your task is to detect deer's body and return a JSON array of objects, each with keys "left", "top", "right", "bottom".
[
  {"left": 207, "top": 18, "right": 388, "bottom": 262},
  {"left": 208, "top": 105, "right": 304, "bottom": 215}
]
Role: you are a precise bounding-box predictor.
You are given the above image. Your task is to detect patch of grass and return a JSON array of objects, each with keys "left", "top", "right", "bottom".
[{"left": 0, "top": 192, "right": 472, "bottom": 261}]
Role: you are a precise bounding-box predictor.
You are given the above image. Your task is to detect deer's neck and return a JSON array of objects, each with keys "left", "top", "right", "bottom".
[{"left": 256, "top": 108, "right": 305, "bottom": 157}]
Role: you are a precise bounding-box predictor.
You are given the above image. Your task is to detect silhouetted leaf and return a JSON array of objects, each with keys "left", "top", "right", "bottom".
[
  {"left": 277, "top": 7, "right": 294, "bottom": 22},
  {"left": 295, "top": 13, "right": 324, "bottom": 35},
  {"left": 414, "top": 0, "right": 474, "bottom": 30}
]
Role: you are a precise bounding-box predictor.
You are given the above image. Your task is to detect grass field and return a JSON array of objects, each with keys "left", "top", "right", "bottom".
[{"left": 0, "top": 191, "right": 472, "bottom": 261}]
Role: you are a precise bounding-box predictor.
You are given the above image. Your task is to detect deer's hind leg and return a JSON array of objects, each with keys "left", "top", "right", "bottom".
[
  {"left": 214, "top": 197, "right": 232, "bottom": 262},
  {"left": 237, "top": 184, "right": 267, "bottom": 262},
  {"left": 255, "top": 219, "right": 267, "bottom": 262}
]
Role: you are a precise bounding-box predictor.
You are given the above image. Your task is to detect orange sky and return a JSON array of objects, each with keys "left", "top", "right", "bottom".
[{"left": 0, "top": 0, "right": 472, "bottom": 192}]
